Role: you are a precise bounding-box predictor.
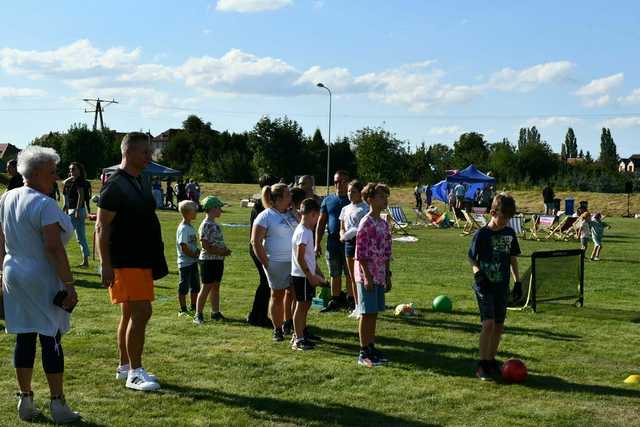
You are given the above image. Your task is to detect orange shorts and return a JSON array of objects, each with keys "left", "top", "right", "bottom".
[{"left": 109, "top": 268, "right": 155, "bottom": 304}]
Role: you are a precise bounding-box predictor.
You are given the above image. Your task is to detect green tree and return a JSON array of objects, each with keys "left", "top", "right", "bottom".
[
  {"left": 488, "top": 138, "right": 518, "bottom": 182},
  {"left": 599, "top": 127, "right": 618, "bottom": 171},
  {"left": 518, "top": 139, "right": 558, "bottom": 183},
  {"left": 564, "top": 128, "right": 578, "bottom": 158},
  {"left": 351, "top": 127, "right": 407, "bottom": 184},
  {"left": 306, "top": 128, "right": 328, "bottom": 183},
  {"left": 426, "top": 143, "right": 454, "bottom": 179},
  {"left": 452, "top": 132, "right": 489, "bottom": 170},
  {"left": 328, "top": 136, "right": 357, "bottom": 178},
  {"left": 249, "top": 116, "right": 308, "bottom": 182}
]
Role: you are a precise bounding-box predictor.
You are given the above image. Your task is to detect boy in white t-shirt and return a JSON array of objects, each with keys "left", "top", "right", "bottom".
[
  {"left": 339, "top": 180, "right": 368, "bottom": 318},
  {"left": 290, "top": 198, "right": 325, "bottom": 351},
  {"left": 176, "top": 200, "right": 200, "bottom": 316}
]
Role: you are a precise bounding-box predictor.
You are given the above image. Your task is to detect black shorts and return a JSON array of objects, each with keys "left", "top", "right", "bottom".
[
  {"left": 200, "top": 260, "right": 224, "bottom": 284},
  {"left": 290, "top": 276, "right": 315, "bottom": 302},
  {"left": 473, "top": 282, "right": 509, "bottom": 324}
]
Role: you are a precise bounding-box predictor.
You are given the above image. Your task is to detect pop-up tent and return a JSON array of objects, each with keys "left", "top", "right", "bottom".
[
  {"left": 430, "top": 165, "right": 495, "bottom": 203},
  {"left": 102, "top": 162, "right": 182, "bottom": 180}
]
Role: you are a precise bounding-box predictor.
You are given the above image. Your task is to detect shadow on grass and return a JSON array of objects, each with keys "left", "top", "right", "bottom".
[
  {"left": 384, "top": 316, "right": 582, "bottom": 341},
  {"left": 159, "top": 384, "right": 435, "bottom": 427},
  {"left": 544, "top": 306, "right": 640, "bottom": 323},
  {"left": 598, "top": 258, "right": 640, "bottom": 265},
  {"left": 523, "top": 374, "right": 640, "bottom": 399},
  {"left": 74, "top": 279, "right": 103, "bottom": 289},
  {"left": 26, "top": 413, "right": 107, "bottom": 427},
  {"left": 310, "top": 326, "right": 531, "bottom": 377}
]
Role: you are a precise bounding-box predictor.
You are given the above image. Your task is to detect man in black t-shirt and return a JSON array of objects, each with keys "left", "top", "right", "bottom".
[
  {"left": 97, "top": 132, "right": 167, "bottom": 392},
  {"left": 542, "top": 184, "right": 555, "bottom": 215},
  {"left": 6, "top": 159, "right": 23, "bottom": 191}
]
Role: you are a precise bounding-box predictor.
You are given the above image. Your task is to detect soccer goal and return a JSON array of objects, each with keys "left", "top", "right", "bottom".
[{"left": 509, "top": 249, "right": 584, "bottom": 312}]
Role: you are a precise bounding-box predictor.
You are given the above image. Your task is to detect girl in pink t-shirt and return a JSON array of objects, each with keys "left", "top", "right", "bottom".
[{"left": 354, "top": 183, "right": 392, "bottom": 367}]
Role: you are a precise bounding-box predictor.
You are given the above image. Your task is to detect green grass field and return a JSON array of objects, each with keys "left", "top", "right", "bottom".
[{"left": 1, "top": 185, "right": 639, "bottom": 426}]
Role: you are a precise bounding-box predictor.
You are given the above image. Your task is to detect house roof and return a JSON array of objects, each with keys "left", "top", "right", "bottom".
[{"left": 0, "top": 143, "right": 19, "bottom": 159}]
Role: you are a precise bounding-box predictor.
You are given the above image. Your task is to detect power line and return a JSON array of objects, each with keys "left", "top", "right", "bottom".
[{"left": 83, "top": 98, "right": 118, "bottom": 131}]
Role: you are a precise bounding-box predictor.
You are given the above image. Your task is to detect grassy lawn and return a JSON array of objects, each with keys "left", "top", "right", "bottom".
[{"left": 1, "top": 184, "right": 639, "bottom": 426}]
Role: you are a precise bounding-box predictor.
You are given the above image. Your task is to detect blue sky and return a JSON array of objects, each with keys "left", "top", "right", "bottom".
[{"left": 1, "top": 0, "right": 639, "bottom": 157}]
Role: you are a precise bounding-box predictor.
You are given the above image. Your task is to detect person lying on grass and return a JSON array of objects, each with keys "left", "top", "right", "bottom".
[
  {"left": 290, "top": 198, "right": 325, "bottom": 350},
  {"left": 355, "top": 182, "right": 392, "bottom": 367},
  {"left": 469, "top": 193, "right": 522, "bottom": 381}
]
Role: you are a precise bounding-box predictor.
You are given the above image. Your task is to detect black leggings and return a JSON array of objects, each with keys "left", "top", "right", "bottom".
[{"left": 14, "top": 332, "right": 64, "bottom": 374}]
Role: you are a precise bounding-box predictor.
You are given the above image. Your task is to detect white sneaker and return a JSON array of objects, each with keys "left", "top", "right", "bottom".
[
  {"left": 593, "top": 257, "right": 600, "bottom": 261},
  {"left": 17, "top": 392, "right": 40, "bottom": 421},
  {"left": 117, "top": 365, "right": 158, "bottom": 382},
  {"left": 50, "top": 396, "right": 81, "bottom": 424},
  {"left": 348, "top": 309, "right": 361, "bottom": 319},
  {"left": 126, "top": 368, "right": 161, "bottom": 391}
]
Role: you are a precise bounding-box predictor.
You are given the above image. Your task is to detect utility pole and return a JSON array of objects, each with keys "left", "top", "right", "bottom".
[{"left": 83, "top": 98, "right": 118, "bottom": 131}]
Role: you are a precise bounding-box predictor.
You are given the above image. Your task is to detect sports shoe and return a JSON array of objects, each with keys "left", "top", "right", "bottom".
[
  {"left": 117, "top": 365, "right": 157, "bottom": 382},
  {"left": 17, "top": 391, "right": 40, "bottom": 421},
  {"left": 292, "top": 339, "right": 315, "bottom": 351},
  {"left": 50, "top": 395, "right": 81, "bottom": 424},
  {"left": 489, "top": 359, "right": 503, "bottom": 377},
  {"left": 357, "top": 351, "right": 382, "bottom": 368},
  {"left": 193, "top": 313, "right": 205, "bottom": 325},
  {"left": 320, "top": 299, "right": 342, "bottom": 313},
  {"left": 282, "top": 319, "right": 294, "bottom": 335},
  {"left": 368, "top": 344, "right": 388, "bottom": 363},
  {"left": 178, "top": 310, "right": 190, "bottom": 318},
  {"left": 303, "top": 327, "right": 322, "bottom": 342},
  {"left": 126, "top": 368, "right": 161, "bottom": 391},
  {"left": 592, "top": 257, "right": 600, "bottom": 261},
  {"left": 272, "top": 328, "right": 285, "bottom": 342},
  {"left": 211, "top": 312, "right": 226, "bottom": 321},
  {"left": 348, "top": 308, "right": 361, "bottom": 319},
  {"left": 476, "top": 362, "right": 493, "bottom": 381}
]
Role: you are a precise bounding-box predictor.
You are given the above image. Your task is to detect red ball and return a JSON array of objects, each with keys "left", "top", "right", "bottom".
[{"left": 502, "top": 359, "right": 528, "bottom": 383}]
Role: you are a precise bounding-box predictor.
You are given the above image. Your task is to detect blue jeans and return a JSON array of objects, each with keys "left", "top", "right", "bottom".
[{"left": 70, "top": 207, "right": 90, "bottom": 259}]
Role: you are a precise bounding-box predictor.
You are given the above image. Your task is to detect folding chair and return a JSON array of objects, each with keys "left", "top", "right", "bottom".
[
  {"left": 472, "top": 207, "right": 489, "bottom": 215},
  {"left": 461, "top": 210, "right": 487, "bottom": 236},
  {"left": 549, "top": 215, "right": 579, "bottom": 241},
  {"left": 386, "top": 206, "right": 410, "bottom": 235},
  {"left": 508, "top": 214, "right": 527, "bottom": 239},
  {"left": 529, "top": 214, "right": 557, "bottom": 240},
  {"left": 451, "top": 208, "right": 467, "bottom": 229}
]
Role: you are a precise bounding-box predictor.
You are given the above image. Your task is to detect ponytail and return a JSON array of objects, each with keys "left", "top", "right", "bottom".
[{"left": 262, "top": 183, "right": 288, "bottom": 208}]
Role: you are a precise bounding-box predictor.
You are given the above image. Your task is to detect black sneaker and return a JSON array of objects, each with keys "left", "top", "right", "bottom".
[
  {"left": 211, "top": 312, "right": 226, "bottom": 321},
  {"left": 476, "top": 362, "right": 493, "bottom": 381},
  {"left": 303, "top": 327, "right": 322, "bottom": 342},
  {"left": 357, "top": 350, "right": 382, "bottom": 367},
  {"left": 368, "top": 344, "right": 388, "bottom": 363},
  {"left": 272, "top": 328, "right": 285, "bottom": 342},
  {"left": 490, "top": 359, "right": 503, "bottom": 377},
  {"left": 282, "top": 319, "right": 294, "bottom": 335},
  {"left": 320, "top": 299, "right": 342, "bottom": 313},
  {"left": 292, "top": 339, "right": 315, "bottom": 351}
]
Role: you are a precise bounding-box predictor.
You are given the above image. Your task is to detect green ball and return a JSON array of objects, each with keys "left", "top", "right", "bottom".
[{"left": 432, "top": 295, "right": 452, "bottom": 313}]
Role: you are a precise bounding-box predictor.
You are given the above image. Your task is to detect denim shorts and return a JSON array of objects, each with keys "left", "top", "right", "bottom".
[
  {"left": 344, "top": 239, "right": 356, "bottom": 258},
  {"left": 178, "top": 263, "right": 200, "bottom": 295},
  {"left": 580, "top": 237, "right": 590, "bottom": 248},
  {"left": 326, "top": 249, "right": 348, "bottom": 278},
  {"left": 473, "top": 282, "right": 509, "bottom": 324},
  {"left": 357, "top": 282, "right": 386, "bottom": 314}
]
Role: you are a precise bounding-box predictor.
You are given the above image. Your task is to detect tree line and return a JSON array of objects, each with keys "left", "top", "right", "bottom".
[{"left": 31, "top": 115, "right": 637, "bottom": 193}]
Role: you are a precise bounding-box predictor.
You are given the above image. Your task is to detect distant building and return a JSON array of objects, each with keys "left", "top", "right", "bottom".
[
  {"left": 0, "top": 143, "right": 21, "bottom": 170},
  {"left": 619, "top": 155, "right": 640, "bottom": 174},
  {"left": 566, "top": 157, "right": 586, "bottom": 165},
  {"left": 151, "top": 129, "right": 182, "bottom": 161}
]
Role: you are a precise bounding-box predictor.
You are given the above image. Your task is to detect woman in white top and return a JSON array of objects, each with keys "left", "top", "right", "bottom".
[
  {"left": 0, "top": 146, "right": 80, "bottom": 423},
  {"left": 251, "top": 183, "right": 299, "bottom": 342}
]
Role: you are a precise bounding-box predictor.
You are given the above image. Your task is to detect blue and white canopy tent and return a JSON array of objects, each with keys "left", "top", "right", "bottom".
[{"left": 430, "top": 164, "right": 496, "bottom": 203}]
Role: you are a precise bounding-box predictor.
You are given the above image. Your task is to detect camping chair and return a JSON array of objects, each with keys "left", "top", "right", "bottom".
[
  {"left": 548, "top": 215, "right": 579, "bottom": 241},
  {"left": 472, "top": 207, "right": 489, "bottom": 215},
  {"left": 386, "top": 206, "right": 410, "bottom": 235},
  {"left": 451, "top": 208, "right": 467, "bottom": 228},
  {"left": 529, "top": 214, "right": 557, "bottom": 240},
  {"left": 461, "top": 210, "right": 488, "bottom": 236},
  {"left": 508, "top": 214, "right": 527, "bottom": 239}
]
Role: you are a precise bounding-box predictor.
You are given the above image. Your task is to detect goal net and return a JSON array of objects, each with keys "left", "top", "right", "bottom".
[{"left": 509, "top": 249, "right": 584, "bottom": 312}]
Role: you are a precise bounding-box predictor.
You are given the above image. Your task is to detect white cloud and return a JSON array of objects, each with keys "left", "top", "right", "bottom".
[
  {"left": 0, "top": 39, "right": 140, "bottom": 79},
  {"left": 618, "top": 88, "right": 640, "bottom": 105},
  {"left": 486, "top": 61, "right": 574, "bottom": 92},
  {"left": 583, "top": 94, "right": 610, "bottom": 108},
  {"left": 524, "top": 116, "right": 582, "bottom": 128},
  {"left": 601, "top": 116, "right": 640, "bottom": 129},
  {"left": 215, "top": 0, "right": 292, "bottom": 13},
  {"left": 576, "top": 73, "right": 623, "bottom": 96},
  {"left": 0, "top": 86, "right": 46, "bottom": 98},
  {"left": 428, "top": 126, "right": 461, "bottom": 136}
]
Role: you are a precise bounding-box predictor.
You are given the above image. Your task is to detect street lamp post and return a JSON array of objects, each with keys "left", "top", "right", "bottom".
[{"left": 316, "top": 82, "right": 332, "bottom": 195}]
